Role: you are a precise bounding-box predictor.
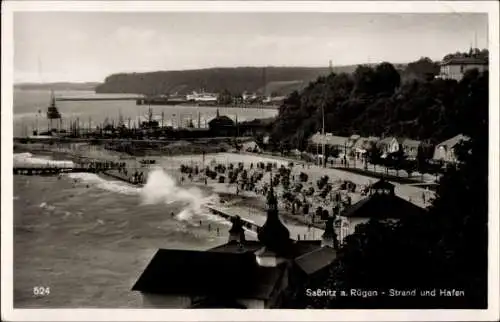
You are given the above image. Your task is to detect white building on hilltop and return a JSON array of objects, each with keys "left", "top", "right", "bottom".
[{"left": 436, "top": 57, "right": 488, "bottom": 81}]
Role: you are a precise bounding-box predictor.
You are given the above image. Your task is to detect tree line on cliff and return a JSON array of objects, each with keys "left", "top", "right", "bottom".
[
  {"left": 95, "top": 67, "right": 332, "bottom": 95},
  {"left": 300, "top": 67, "right": 488, "bottom": 309},
  {"left": 94, "top": 65, "right": 416, "bottom": 96}
]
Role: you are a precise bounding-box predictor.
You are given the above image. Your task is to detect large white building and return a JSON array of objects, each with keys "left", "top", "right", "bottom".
[{"left": 436, "top": 57, "right": 488, "bottom": 81}]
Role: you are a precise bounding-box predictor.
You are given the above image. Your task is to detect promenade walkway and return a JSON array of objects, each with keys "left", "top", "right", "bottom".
[{"left": 243, "top": 151, "right": 439, "bottom": 184}]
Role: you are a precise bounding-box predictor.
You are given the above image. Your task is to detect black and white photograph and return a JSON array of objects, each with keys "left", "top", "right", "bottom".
[{"left": 2, "top": 1, "right": 499, "bottom": 321}]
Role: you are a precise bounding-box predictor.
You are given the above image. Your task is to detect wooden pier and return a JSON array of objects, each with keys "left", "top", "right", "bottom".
[
  {"left": 56, "top": 97, "right": 141, "bottom": 102},
  {"left": 14, "top": 158, "right": 124, "bottom": 176},
  {"left": 13, "top": 167, "right": 98, "bottom": 176}
]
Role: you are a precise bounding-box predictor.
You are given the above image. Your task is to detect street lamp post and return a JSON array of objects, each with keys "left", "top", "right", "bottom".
[{"left": 321, "top": 90, "right": 327, "bottom": 168}]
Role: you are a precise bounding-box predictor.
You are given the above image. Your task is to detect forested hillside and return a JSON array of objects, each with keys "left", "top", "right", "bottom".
[
  {"left": 299, "top": 49, "right": 489, "bottom": 309},
  {"left": 269, "top": 50, "right": 488, "bottom": 150},
  {"left": 95, "top": 66, "right": 378, "bottom": 95}
]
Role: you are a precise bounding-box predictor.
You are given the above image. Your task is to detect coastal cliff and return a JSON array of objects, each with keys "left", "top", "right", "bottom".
[{"left": 94, "top": 66, "right": 361, "bottom": 95}]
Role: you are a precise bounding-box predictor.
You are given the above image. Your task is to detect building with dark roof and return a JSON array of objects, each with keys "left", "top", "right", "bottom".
[
  {"left": 132, "top": 182, "right": 338, "bottom": 308},
  {"left": 208, "top": 109, "right": 237, "bottom": 136},
  {"left": 339, "top": 179, "right": 427, "bottom": 242},
  {"left": 432, "top": 134, "right": 470, "bottom": 164},
  {"left": 308, "top": 132, "right": 349, "bottom": 161}
]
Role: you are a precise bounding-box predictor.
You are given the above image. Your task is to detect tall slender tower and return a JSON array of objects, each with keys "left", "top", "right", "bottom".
[
  {"left": 321, "top": 92, "right": 326, "bottom": 168},
  {"left": 118, "top": 109, "right": 124, "bottom": 127},
  {"left": 235, "top": 114, "right": 239, "bottom": 137},
  {"left": 329, "top": 60, "right": 333, "bottom": 74},
  {"left": 262, "top": 67, "right": 267, "bottom": 97},
  {"left": 474, "top": 31, "right": 478, "bottom": 51}
]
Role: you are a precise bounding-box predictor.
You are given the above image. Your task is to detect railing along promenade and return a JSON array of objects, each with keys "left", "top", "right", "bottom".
[{"left": 205, "top": 206, "right": 261, "bottom": 233}]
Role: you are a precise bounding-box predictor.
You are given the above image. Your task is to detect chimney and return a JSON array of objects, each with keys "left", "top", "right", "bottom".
[{"left": 228, "top": 215, "right": 245, "bottom": 244}]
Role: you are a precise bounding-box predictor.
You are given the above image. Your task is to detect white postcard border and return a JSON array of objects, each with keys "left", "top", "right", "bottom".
[{"left": 2, "top": 1, "right": 499, "bottom": 321}]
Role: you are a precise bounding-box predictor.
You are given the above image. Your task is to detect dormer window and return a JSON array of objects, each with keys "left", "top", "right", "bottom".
[{"left": 370, "top": 179, "right": 395, "bottom": 196}]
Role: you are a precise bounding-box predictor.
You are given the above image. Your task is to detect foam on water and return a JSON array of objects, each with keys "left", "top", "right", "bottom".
[
  {"left": 67, "top": 172, "right": 139, "bottom": 195},
  {"left": 14, "top": 152, "right": 74, "bottom": 168},
  {"left": 39, "top": 202, "right": 55, "bottom": 211},
  {"left": 140, "top": 167, "right": 221, "bottom": 222}
]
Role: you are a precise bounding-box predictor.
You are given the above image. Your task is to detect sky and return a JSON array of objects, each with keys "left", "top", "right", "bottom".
[{"left": 13, "top": 12, "right": 488, "bottom": 83}]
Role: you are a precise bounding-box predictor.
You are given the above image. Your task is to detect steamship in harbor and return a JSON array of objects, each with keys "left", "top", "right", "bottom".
[
  {"left": 31, "top": 90, "right": 64, "bottom": 137},
  {"left": 136, "top": 90, "right": 218, "bottom": 106}
]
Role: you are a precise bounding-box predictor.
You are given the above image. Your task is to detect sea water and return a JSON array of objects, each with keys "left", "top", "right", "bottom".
[{"left": 13, "top": 152, "right": 231, "bottom": 308}]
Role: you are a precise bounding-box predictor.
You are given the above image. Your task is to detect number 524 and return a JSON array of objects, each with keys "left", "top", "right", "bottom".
[{"left": 33, "top": 286, "right": 50, "bottom": 296}]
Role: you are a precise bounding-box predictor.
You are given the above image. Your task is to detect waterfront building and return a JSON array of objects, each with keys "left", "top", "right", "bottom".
[
  {"left": 352, "top": 136, "right": 380, "bottom": 160},
  {"left": 377, "top": 137, "right": 403, "bottom": 157},
  {"left": 239, "top": 117, "right": 274, "bottom": 137},
  {"left": 308, "top": 132, "right": 349, "bottom": 159},
  {"left": 338, "top": 179, "right": 426, "bottom": 242},
  {"left": 208, "top": 109, "right": 237, "bottom": 136},
  {"left": 432, "top": 134, "right": 470, "bottom": 164},
  {"left": 132, "top": 185, "right": 338, "bottom": 308},
  {"left": 242, "top": 92, "right": 258, "bottom": 102},
  {"left": 346, "top": 135, "right": 361, "bottom": 157},
  {"left": 401, "top": 138, "right": 422, "bottom": 160},
  {"left": 241, "top": 141, "right": 261, "bottom": 153},
  {"left": 436, "top": 56, "right": 488, "bottom": 81},
  {"left": 263, "top": 95, "right": 286, "bottom": 105}
]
